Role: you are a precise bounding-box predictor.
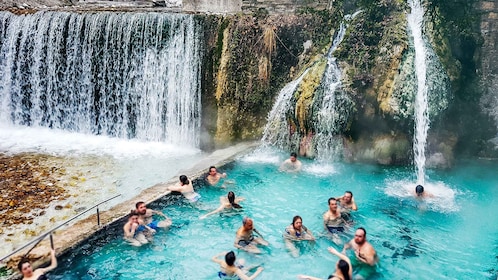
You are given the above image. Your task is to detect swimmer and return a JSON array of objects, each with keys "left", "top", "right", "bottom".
[
  {"left": 18, "top": 248, "right": 57, "bottom": 280},
  {"left": 123, "top": 211, "right": 150, "bottom": 246},
  {"left": 342, "top": 227, "right": 378, "bottom": 266},
  {"left": 298, "top": 247, "right": 352, "bottom": 280},
  {"left": 414, "top": 184, "right": 434, "bottom": 199},
  {"left": 337, "top": 191, "right": 357, "bottom": 212},
  {"left": 200, "top": 191, "right": 243, "bottom": 219},
  {"left": 283, "top": 215, "right": 315, "bottom": 257},
  {"left": 323, "top": 198, "right": 347, "bottom": 244},
  {"left": 234, "top": 217, "right": 269, "bottom": 254},
  {"left": 279, "top": 152, "right": 302, "bottom": 173},
  {"left": 212, "top": 251, "right": 264, "bottom": 280},
  {"left": 207, "top": 166, "right": 228, "bottom": 187},
  {"left": 166, "top": 175, "right": 201, "bottom": 202},
  {"left": 135, "top": 201, "right": 172, "bottom": 230}
]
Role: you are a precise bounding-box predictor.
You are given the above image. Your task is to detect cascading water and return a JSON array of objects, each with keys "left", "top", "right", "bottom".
[
  {"left": 0, "top": 12, "right": 202, "bottom": 148},
  {"left": 313, "top": 21, "right": 352, "bottom": 161},
  {"left": 261, "top": 69, "right": 310, "bottom": 149},
  {"left": 407, "top": 0, "right": 429, "bottom": 184}
]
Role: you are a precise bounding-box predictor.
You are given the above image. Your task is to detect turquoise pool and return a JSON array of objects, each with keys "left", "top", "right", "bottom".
[{"left": 51, "top": 149, "right": 498, "bottom": 279}]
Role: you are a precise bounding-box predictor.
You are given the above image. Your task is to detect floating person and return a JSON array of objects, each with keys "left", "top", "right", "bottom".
[
  {"left": 135, "top": 201, "right": 172, "bottom": 230},
  {"left": 414, "top": 184, "right": 434, "bottom": 199},
  {"left": 279, "top": 152, "right": 302, "bottom": 172},
  {"left": 206, "top": 166, "right": 228, "bottom": 187},
  {"left": 298, "top": 247, "right": 352, "bottom": 280},
  {"left": 211, "top": 251, "right": 264, "bottom": 280},
  {"left": 323, "top": 198, "right": 347, "bottom": 244},
  {"left": 18, "top": 248, "right": 57, "bottom": 280},
  {"left": 200, "top": 191, "right": 243, "bottom": 219},
  {"left": 283, "top": 215, "right": 315, "bottom": 257},
  {"left": 336, "top": 191, "right": 357, "bottom": 222},
  {"left": 342, "top": 227, "right": 378, "bottom": 279},
  {"left": 123, "top": 211, "right": 150, "bottom": 246},
  {"left": 234, "top": 217, "right": 269, "bottom": 254},
  {"left": 166, "top": 175, "right": 201, "bottom": 203}
]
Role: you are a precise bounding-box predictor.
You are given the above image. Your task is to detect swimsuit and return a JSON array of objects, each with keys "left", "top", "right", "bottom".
[
  {"left": 237, "top": 235, "right": 254, "bottom": 247},
  {"left": 137, "top": 220, "right": 159, "bottom": 232},
  {"left": 37, "top": 275, "right": 48, "bottom": 280},
  {"left": 327, "top": 226, "right": 344, "bottom": 233},
  {"left": 327, "top": 274, "right": 343, "bottom": 280},
  {"left": 325, "top": 213, "right": 344, "bottom": 233},
  {"left": 184, "top": 192, "right": 201, "bottom": 202}
]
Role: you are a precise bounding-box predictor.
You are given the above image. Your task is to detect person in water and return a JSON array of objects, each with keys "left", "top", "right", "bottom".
[
  {"left": 206, "top": 166, "right": 227, "bottom": 186},
  {"left": 123, "top": 211, "right": 150, "bottom": 246},
  {"left": 234, "top": 217, "right": 269, "bottom": 254},
  {"left": 414, "top": 184, "right": 433, "bottom": 199},
  {"left": 18, "top": 248, "right": 57, "bottom": 280},
  {"left": 336, "top": 191, "right": 357, "bottom": 223},
  {"left": 200, "top": 191, "right": 243, "bottom": 219},
  {"left": 166, "top": 175, "right": 201, "bottom": 202},
  {"left": 279, "top": 152, "right": 302, "bottom": 172},
  {"left": 212, "top": 251, "right": 264, "bottom": 280},
  {"left": 323, "top": 198, "right": 347, "bottom": 244},
  {"left": 298, "top": 247, "right": 352, "bottom": 280},
  {"left": 135, "top": 201, "right": 172, "bottom": 230},
  {"left": 283, "top": 215, "right": 315, "bottom": 257},
  {"left": 342, "top": 227, "right": 378, "bottom": 279}
]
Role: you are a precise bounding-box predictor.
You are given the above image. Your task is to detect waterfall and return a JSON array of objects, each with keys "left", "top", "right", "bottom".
[
  {"left": 313, "top": 22, "right": 351, "bottom": 161},
  {"left": 407, "top": 0, "right": 429, "bottom": 184},
  {"left": 261, "top": 69, "right": 310, "bottom": 149},
  {"left": 0, "top": 12, "right": 202, "bottom": 148}
]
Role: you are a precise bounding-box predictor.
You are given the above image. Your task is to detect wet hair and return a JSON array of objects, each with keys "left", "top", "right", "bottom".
[
  {"left": 179, "top": 175, "right": 190, "bottom": 185},
  {"left": 338, "top": 259, "right": 351, "bottom": 280},
  {"left": 227, "top": 191, "right": 242, "bottom": 208},
  {"left": 292, "top": 215, "right": 302, "bottom": 226},
  {"left": 209, "top": 166, "right": 216, "bottom": 172},
  {"left": 135, "top": 201, "right": 145, "bottom": 209},
  {"left": 290, "top": 152, "right": 297, "bottom": 158},
  {"left": 128, "top": 210, "right": 139, "bottom": 219},
  {"left": 357, "top": 227, "right": 367, "bottom": 237},
  {"left": 345, "top": 191, "right": 353, "bottom": 197},
  {"left": 225, "top": 251, "right": 236, "bottom": 266},
  {"left": 328, "top": 197, "right": 337, "bottom": 205},
  {"left": 242, "top": 216, "right": 251, "bottom": 225},
  {"left": 18, "top": 258, "right": 29, "bottom": 272},
  {"left": 415, "top": 185, "right": 424, "bottom": 195}
]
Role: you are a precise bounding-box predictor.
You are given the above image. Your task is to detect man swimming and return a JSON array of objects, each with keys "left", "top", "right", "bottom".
[
  {"left": 337, "top": 191, "right": 357, "bottom": 212},
  {"left": 414, "top": 184, "right": 434, "bottom": 199},
  {"left": 323, "top": 198, "right": 347, "bottom": 244},
  {"left": 206, "top": 166, "right": 227, "bottom": 186},
  {"left": 135, "top": 201, "right": 172, "bottom": 230},
  {"left": 234, "top": 217, "right": 269, "bottom": 254},
  {"left": 343, "top": 227, "right": 378, "bottom": 279},
  {"left": 279, "top": 152, "right": 302, "bottom": 172}
]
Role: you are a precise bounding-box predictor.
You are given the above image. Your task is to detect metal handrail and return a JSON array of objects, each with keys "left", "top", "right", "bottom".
[{"left": 0, "top": 194, "right": 121, "bottom": 262}]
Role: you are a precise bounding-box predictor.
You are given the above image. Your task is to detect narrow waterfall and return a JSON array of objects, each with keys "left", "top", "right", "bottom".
[
  {"left": 313, "top": 22, "right": 351, "bottom": 161},
  {"left": 0, "top": 12, "right": 202, "bottom": 148},
  {"left": 407, "top": 0, "right": 429, "bottom": 184},
  {"left": 261, "top": 69, "right": 310, "bottom": 149}
]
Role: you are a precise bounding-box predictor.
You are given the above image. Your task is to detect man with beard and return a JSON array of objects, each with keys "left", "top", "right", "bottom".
[
  {"left": 343, "top": 227, "right": 378, "bottom": 279},
  {"left": 135, "top": 201, "right": 172, "bottom": 230}
]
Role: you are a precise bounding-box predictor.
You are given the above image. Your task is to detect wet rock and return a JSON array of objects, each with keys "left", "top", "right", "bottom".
[{"left": 54, "top": 205, "right": 63, "bottom": 210}]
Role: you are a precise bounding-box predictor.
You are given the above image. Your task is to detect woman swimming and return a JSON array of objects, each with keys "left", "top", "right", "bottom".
[
  {"left": 200, "top": 191, "right": 243, "bottom": 219},
  {"left": 211, "top": 251, "right": 264, "bottom": 280},
  {"left": 283, "top": 215, "right": 315, "bottom": 257},
  {"left": 166, "top": 175, "right": 201, "bottom": 202},
  {"left": 298, "top": 247, "right": 352, "bottom": 280}
]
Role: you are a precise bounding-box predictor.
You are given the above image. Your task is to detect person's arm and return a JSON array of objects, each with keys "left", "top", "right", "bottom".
[
  {"left": 357, "top": 247, "right": 377, "bottom": 266},
  {"left": 328, "top": 247, "right": 352, "bottom": 270},
  {"left": 234, "top": 234, "right": 244, "bottom": 249},
  {"left": 124, "top": 223, "right": 135, "bottom": 238},
  {"left": 211, "top": 251, "right": 225, "bottom": 264},
  {"left": 323, "top": 212, "right": 329, "bottom": 230},
  {"left": 200, "top": 204, "right": 226, "bottom": 219},
  {"left": 297, "top": 275, "right": 323, "bottom": 280},
  {"left": 38, "top": 249, "right": 57, "bottom": 274},
  {"left": 152, "top": 210, "right": 168, "bottom": 219},
  {"left": 236, "top": 267, "right": 264, "bottom": 280},
  {"left": 303, "top": 226, "right": 315, "bottom": 241},
  {"left": 253, "top": 228, "right": 264, "bottom": 240},
  {"left": 342, "top": 240, "right": 352, "bottom": 253},
  {"left": 351, "top": 196, "right": 358, "bottom": 211},
  {"left": 220, "top": 172, "right": 227, "bottom": 178},
  {"left": 235, "top": 197, "right": 245, "bottom": 203},
  {"left": 167, "top": 184, "right": 184, "bottom": 192}
]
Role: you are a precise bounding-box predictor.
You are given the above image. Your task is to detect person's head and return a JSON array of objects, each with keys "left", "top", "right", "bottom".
[
  {"left": 242, "top": 217, "right": 253, "bottom": 230},
  {"left": 227, "top": 191, "right": 242, "bottom": 208},
  {"left": 337, "top": 259, "right": 351, "bottom": 280},
  {"left": 292, "top": 215, "right": 303, "bottom": 230},
  {"left": 328, "top": 197, "right": 338, "bottom": 211},
  {"left": 290, "top": 152, "right": 297, "bottom": 162},
  {"left": 415, "top": 185, "right": 424, "bottom": 196},
  {"left": 179, "top": 175, "right": 189, "bottom": 185},
  {"left": 128, "top": 211, "right": 139, "bottom": 223},
  {"left": 135, "top": 201, "right": 147, "bottom": 215},
  {"left": 18, "top": 258, "right": 33, "bottom": 276},
  {"left": 343, "top": 191, "right": 353, "bottom": 203},
  {"left": 225, "top": 251, "right": 236, "bottom": 266},
  {"left": 354, "top": 227, "right": 367, "bottom": 245},
  {"left": 209, "top": 166, "right": 217, "bottom": 175}
]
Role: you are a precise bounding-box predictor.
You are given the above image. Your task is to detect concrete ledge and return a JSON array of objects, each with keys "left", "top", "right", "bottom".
[{"left": 2, "top": 141, "right": 259, "bottom": 279}]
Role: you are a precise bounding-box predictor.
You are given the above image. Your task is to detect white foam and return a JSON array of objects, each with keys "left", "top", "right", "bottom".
[
  {"left": 384, "top": 179, "right": 459, "bottom": 212},
  {"left": 0, "top": 125, "right": 199, "bottom": 159},
  {"left": 239, "top": 146, "right": 281, "bottom": 164},
  {"left": 304, "top": 163, "right": 338, "bottom": 176}
]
